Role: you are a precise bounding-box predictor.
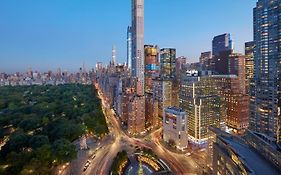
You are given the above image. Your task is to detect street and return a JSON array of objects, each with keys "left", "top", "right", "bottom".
[{"left": 62, "top": 84, "right": 207, "bottom": 175}]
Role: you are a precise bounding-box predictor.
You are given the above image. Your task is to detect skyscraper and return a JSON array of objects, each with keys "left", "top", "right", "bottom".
[
  {"left": 131, "top": 0, "right": 144, "bottom": 95},
  {"left": 199, "top": 51, "right": 212, "bottom": 70},
  {"left": 250, "top": 0, "right": 281, "bottom": 143},
  {"left": 180, "top": 73, "right": 225, "bottom": 145},
  {"left": 127, "top": 0, "right": 145, "bottom": 134},
  {"left": 213, "top": 50, "right": 246, "bottom": 94},
  {"left": 160, "top": 48, "right": 176, "bottom": 80},
  {"left": 212, "top": 33, "right": 233, "bottom": 56},
  {"left": 245, "top": 41, "right": 255, "bottom": 94},
  {"left": 127, "top": 26, "right": 132, "bottom": 69},
  {"left": 144, "top": 45, "right": 159, "bottom": 93},
  {"left": 144, "top": 45, "right": 160, "bottom": 128}
]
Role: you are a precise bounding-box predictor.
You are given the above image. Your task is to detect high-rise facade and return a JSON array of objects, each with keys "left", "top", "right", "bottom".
[
  {"left": 127, "top": 0, "right": 145, "bottom": 134},
  {"left": 250, "top": 0, "right": 281, "bottom": 143},
  {"left": 200, "top": 51, "right": 212, "bottom": 70},
  {"left": 245, "top": 41, "right": 255, "bottom": 94},
  {"left": 144, "top": 45, "right": 159, "bottom": 93},
  {"left": 131, "top": 0, "right": 144, "bottom": 95},
  {"left": 212, "top": 33, "right": 233, "bottom": 56},
  {"left": 213, "top": 51, "right": 246, "bottom": 94},
  {"left": 176, "top": 56, "right": 187, "bottom": 81},
  {"left": 127, "top": 26, "right": 132, "bottom": 69},
  {"left": 160, "top": 48, "right": 176, "bottom": 80},
  {"left": 128, "top": 94, "right": 145, "bottom": 134},
  {"left": 180, "top": 74, "right": 225, "bottom": 145},
  {"left": 144, "top": 45, "right": 159, "bottom": 129},
  {"left": 212, "top": 75, "right": 249, "bottom": 134}
]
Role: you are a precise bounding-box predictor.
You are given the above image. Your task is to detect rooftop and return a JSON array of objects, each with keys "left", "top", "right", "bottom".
[
  {"left": 222, "top": 136, "right": 280, "bottom": 175},
  {"left": 165, "top": 106, "right": 185, "bottom": 113},
  {"left": 209, "top": 126, "right": 281, "bottom": 175}
]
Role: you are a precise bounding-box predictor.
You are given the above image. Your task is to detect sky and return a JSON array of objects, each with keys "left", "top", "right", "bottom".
[{"left": 0, "top": 0, "right": 257, "bottom": 73}]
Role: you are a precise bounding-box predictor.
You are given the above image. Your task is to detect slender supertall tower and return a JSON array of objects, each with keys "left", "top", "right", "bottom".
[
  {"left": 112, "top": 45, "right": 116, "bottom": 66},
  {"left": 131, "top": 0, "right": 144, "bottom": 95},
  {"left": 127, "top": 0, "right": 145, "bottom": 135},
  {"left": 127, "top": 26, "right": 132, "bottom": 69}
]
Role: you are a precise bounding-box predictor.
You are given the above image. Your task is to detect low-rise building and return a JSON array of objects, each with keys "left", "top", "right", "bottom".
[{"left": 163, "top": 107, "right": 188, "bottom": 150}]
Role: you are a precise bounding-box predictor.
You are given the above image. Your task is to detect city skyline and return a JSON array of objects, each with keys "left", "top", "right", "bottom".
[
  {"left": 0, "top": 0, "right": 280, "bottom": 174},
  {"left": 0, "top": 0, "right": 256, "bottom": 72}
]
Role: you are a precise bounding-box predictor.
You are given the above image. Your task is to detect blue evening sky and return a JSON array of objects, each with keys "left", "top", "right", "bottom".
[{"left": 0, "top": 0, "right": 256, "bottom": 73}]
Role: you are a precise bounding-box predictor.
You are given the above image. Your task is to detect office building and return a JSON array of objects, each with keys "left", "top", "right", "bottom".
[
  {"left": 212, "top": 75, "right": 249, "bottom": 134},
  {"left": 200, "top": 51, "right": 212, "bottom": 70},
  {"left": 160, "top": 48, "right": 176, "bottom": 80},
  {"left": 245, "top": 41, "right": 255, "bottom": 94},
  {"left": 213, "top": 51, "right": 246, "bottom": 94},
  {"left": 160, "top": 80, "right": 173, "bottom": 119},
  {"left": 250, "top": 0, "right": 281, "bottom": 143},
  {"left": 163, "top": 107, "right": 188, "bottom": 150},
  {"left": 180, "top": 73, "right": 225, "bottom": 145},
  {"left": 212, "top": 33, "right": 233, "bottom": 56}
]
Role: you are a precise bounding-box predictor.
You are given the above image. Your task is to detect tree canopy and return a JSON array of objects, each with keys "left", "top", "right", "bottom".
[{"left": 0, "top": 84, "right": 108, "bottom": 174}]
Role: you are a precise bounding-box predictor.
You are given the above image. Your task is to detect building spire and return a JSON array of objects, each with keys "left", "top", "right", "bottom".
[{"left": 112, "top": 45, "right": 116, "bottom": 65}]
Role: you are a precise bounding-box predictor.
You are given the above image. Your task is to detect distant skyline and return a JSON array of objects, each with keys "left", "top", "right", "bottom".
[{"left": 0, "top": 0, "right": 256, "bottom": 73}]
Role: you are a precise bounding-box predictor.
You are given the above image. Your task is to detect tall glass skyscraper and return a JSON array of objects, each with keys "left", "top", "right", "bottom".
[
  {"left": 160, "top": 48, "right": 176, "bottom": 80},
  {"left": 127, "top": 26, "right": 132, "bottom": 69},
  {"left": 250, "top": 0, "right": 281, "bottom": 143},
  {"left": 131, "top": 0, "right": 144, "bottom": 95},
  {"left": 245, "top": 41, "right": 255, "bottom": 94}
]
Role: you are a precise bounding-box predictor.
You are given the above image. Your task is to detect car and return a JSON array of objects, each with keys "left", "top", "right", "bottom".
[
  {"left": 83, "top": 165, "right": 89, "bottom": 171},
  {"left": 185, "top": 152, "right": 191, "bottom": 156},
  {"left": 83, "top": 167, "right": 87, "bottom": 171}
]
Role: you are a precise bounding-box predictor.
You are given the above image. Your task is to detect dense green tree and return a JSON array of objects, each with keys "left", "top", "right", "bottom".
[
  {"left": 0, "top": 85, "right": 107, "bottom": 174},
  {"left": 52, "top": 139, "right": 77, "bottom": 164},
  {"left": 29, "top": 135, "right": 49, "bottom": 149},
  {"left": 19, "top": 117, "right": 41, "bottom": 132},
  {"left": 8, "top": 132, "right": 30, "bottom": 152}
]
